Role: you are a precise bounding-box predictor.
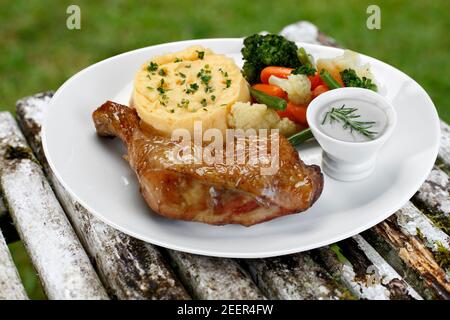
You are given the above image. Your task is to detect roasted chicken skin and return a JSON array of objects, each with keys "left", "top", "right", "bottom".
[{"left": 93, "top": 101, "right": 323, "bottom": 226}]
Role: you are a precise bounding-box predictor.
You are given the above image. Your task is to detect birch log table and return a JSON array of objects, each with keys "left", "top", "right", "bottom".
[{"left": 0, "top": 21, "right": 448, "bottom": 300}]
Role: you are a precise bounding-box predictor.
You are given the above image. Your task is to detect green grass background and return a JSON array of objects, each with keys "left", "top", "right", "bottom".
[{"left": 0, "top": 0, "right": 448, "bottom": 299}]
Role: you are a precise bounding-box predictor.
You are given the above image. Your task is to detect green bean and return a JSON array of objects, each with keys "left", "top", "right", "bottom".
[
  {"left": 249, "top": 87, "right": 287, "bottom": 111},
  {"left": 319, "top": 69, "right": 342, "bottom": 89},
  {"left": 287, "top": 128, "right": 314, "bottom": 146}
]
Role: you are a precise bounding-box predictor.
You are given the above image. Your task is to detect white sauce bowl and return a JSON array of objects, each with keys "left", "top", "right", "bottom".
[{"left": 307, "top": 87, "right": 397, "bottom": 181}]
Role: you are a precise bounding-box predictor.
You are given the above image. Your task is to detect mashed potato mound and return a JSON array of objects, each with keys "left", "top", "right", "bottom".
[
  {"left": 227, "top": 102, "right": 298, "bottom": 137},
  {"left": 131, "top": 45, "right": 250, "bottom": 136}
]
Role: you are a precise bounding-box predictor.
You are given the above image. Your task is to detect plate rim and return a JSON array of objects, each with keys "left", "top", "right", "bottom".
[{"left": 42, "top": 38, "right": 441, "bottom": 258}]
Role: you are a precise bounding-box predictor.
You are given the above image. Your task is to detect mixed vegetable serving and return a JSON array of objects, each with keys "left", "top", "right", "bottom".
[{"left": 240, "top": 34, "right": 378, "bottom": 145}]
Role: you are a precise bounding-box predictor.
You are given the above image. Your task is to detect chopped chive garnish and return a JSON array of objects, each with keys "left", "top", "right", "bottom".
[
  {"left": 196, "top": 50, "right": 205, "bottom": 59},
  {"left": 158, "top": 68, "right": 167, "bottom": 76},
  {"left": 147, "top": 61, "right": 158, "bottom": 72}
]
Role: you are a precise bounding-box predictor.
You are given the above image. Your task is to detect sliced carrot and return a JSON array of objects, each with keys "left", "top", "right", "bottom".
[
  {"left": 277, "top": 109, "right": 291, "bottom": 119},
  {"left": 308, "top": 73, "right": 323, "bottom": 90},
  {"left": 277, "top": 102, "right": 308, "bottom": 125},
  {"left": 286, "top": 102, "right": 308, "bottom": 125},
  {"left": 312, "top": 84, "right": 329, "bottom": 99},
  {"left": 252, "top": 83, "right": 287, "bottom": 99},
  {"left": 260, "top": 66, "right": 293, "bottom": 84}
]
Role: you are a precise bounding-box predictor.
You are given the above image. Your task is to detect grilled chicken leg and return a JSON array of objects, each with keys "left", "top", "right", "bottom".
[{"left": 93, "top": 101, "right": 323, "bottom": 226}]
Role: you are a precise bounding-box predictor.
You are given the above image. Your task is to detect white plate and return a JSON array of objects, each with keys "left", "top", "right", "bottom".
[{"left": 43, "top": 39, "right": 440, "bottom": 258}]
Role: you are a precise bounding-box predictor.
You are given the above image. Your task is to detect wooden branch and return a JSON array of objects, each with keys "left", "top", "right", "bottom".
[
  {"left": 362, "top": 202, "right": 450, "bottom": 300},
  {"left": 413, "top": 167, "right": 450, "bottom": 235},
  {"left": 439, "top": 120, "right": 450, "bottom": 169},
  {"left": 0, "top": 112, "right": 108, "bottom": 300},
  {"left": 394, "top": 202, "right": 450, "bottom": 291},
  {"left": 50, "top": 194, "right": 189, "bottom": 300},
  {"left": 314, "top": 235, "right": 421, "bottom": 300},
  {"left": 243, "top": 252, "right": 354, "bottom": 299},
  {"left": 0, "top": 231, "right": 28, "bottom": 299},
  {"left": 167, "top": 251, "right": 265, "bottom": 299},
  {"left": 16, "top": 93, "right": 189, "bottom": 300}
]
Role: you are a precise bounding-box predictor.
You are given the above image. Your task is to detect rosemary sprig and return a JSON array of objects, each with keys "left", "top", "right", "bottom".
[{"left": 322, "top": 105, "right": 377, "bottom": 139}]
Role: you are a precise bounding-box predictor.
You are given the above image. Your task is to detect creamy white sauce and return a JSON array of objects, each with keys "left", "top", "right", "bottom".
[{"left": 317, "top": 99, "right": 388, "bottom": 142}]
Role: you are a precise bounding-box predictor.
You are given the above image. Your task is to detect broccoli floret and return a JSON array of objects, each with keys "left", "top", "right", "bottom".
[
  {"left": 292, "top": 64, "right": 316, "bottom": 76},
  {"left": 340, "top": 69, "right": 378, "bottom": 91},
  {"left": 241, "top": 34, "right": 302, "bottom": 84},
  {"left": 241, "top": 61, "right": 259, "bottom": 84}
]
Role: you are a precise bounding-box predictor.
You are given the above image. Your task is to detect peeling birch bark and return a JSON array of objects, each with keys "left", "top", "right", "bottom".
[
  {"left": 362, "top": 203, "right": 450, "bottom": 300},
  {"left": 315, "top": 235, "right": 422, "bottom": 300},
  {"left": 0, "top": 231, "right": 28, "bottom": 299},
  {"left": 438, "top": 120, "right": 450, "bottom": 169},
  {"left": 243, "top": 253, "right": 354, "bottom": 300},
  {"left": 414, "top": 167, "right": 450, "bottom": 235},
  {"left": 167, "top": 251, "right": 265, "bottom": 299},
  {"left": 0, "top": 112, "right": 108, "bottom": 300}
]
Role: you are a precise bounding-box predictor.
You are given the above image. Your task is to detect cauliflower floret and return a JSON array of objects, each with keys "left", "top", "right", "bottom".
[
  {"left": 227, "top": 102, "right": 298, "bottom": 137},
  {"left": 268, "top": 74, "right": 311, "bottom": 105},
  {"left": 277, "top": 117, "right": 298, "bottom": 136},
  {"left": 317, "top": 50, "right": 374, "bottom": 81}
]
